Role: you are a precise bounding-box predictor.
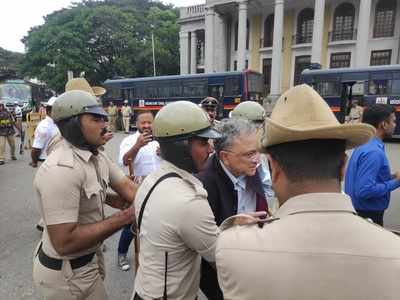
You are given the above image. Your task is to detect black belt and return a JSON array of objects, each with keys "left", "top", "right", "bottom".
[
  {"left": 133, "top": 293, "right": 197, "bottom": 300},
  {"left": 38, "top": 246, "right": 95, "bottom": 271}
]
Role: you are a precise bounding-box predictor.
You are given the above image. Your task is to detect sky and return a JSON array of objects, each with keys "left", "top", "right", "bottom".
[{"left": 0, "top": 0, "right": 205, "bottom": 53}]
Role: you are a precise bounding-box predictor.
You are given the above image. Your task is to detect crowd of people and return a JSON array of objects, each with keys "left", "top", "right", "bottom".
[{"left": 3, "top": 78, "right": 400, "bottom": 299}]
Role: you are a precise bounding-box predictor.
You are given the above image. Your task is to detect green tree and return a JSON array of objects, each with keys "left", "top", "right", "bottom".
[
  {"left": 20, "top": 0, "right": 179, "bottom": 93},
  {"left": 0, "top": 47, "right": 25, "bottom": 79}
]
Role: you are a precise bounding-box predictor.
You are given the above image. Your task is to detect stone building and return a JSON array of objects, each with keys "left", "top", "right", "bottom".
[{"left": 178, "top": 0, "right": 400, "bottom": 99}]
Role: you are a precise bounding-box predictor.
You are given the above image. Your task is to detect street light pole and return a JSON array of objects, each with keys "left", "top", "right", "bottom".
[{"left": 151, "top": 24, "right": 156, "bottom": 77}]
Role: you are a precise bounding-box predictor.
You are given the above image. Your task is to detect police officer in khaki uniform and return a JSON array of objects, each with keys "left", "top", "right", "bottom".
[
  {"left": 107, "top": 102, "right": 118, "bottom": 132},
  {"left": 132, "top": 101, "right": 265, "bottom": 300},
  {"left": 121, "top": 100, "right": 132, "bottom": 133},
  {"left": 200, "top": 97, "right": 219, "bottom": 125},
  {"left": 33, "top": 90, "right": 137, "bottom": 300},
  {"left": 0, "top": 102, "right": 18, "bottom": 164},
  {"left": 216, "top": 85, "right": 400, "bottom": 300}
]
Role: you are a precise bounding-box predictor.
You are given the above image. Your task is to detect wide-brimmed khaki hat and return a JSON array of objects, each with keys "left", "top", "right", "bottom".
[
  {"left": 258, "top": 84, "right": 375, "bottom": 151},
  {"left": 65, "top": 78, "right": 106, "bottom": 97}
]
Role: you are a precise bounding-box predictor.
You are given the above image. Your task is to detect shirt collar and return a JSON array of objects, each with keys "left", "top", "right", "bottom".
[
  {"left": 64, "top": 140, "right": 94, "bottom": 162},
  {"left": 371, "top": 136, "right": 384, "bottom": 150},
  {"left": 219, "top": 160, "right": 246, "bottom": 190},
  {"left": 276, "top": 193, "right": 356, "bottom": 218}
]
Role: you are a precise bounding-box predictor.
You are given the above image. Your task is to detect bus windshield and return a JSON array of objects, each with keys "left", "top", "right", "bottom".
[{"left": 0, "top": 82, "right": 32, "bottom": 104}]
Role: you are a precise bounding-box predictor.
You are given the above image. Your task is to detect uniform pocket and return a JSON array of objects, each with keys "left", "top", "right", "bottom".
[
  {"left": 81, "top": 181, "right": 103, "bottom": 214},
  {"left": 66, "top": 259, "right": 101, "bottom": 299},
  {"left": 83, "top": 181, "right": 102, "bottom": 199}
]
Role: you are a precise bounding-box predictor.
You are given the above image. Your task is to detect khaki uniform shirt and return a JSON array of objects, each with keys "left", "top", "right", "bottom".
[
  {"left": 121, "top": 106, "right": 132, "bottom": 117},
  {"left": 108, "top": 106, "right": 117, "bottom": 117},
  {"left": 0, "top": 110, "right": 15, "bottom": 136},
  {"left": 216, "top": 193, "right": 400, "bottom": 300},
  {"left": 34, "top": 140, "right": 125, "bottom": 259},
  {"left": 134, "top": 160, "right": 219, "bottom": 300}
]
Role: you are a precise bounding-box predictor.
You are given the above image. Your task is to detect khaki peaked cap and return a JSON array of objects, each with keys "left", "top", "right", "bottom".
[
  {"left": 65, "top": 78, "right": 106, "bottom": 97},
  {"left": 258, "top": 84, "right": 375, "bottom": 151}
]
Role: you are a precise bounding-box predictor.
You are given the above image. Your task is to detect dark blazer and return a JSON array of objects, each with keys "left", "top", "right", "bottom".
[
  {"left": 196, "top": 153, "right": 268, "bottom": 300},
  {"left": 196, "top": 153, "right": 268, "bottom": 226}
]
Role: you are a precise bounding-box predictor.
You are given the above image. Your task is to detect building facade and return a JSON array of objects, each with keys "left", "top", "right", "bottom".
[{"left": 178, "top": 0, "right": 400, "bottom": 99}]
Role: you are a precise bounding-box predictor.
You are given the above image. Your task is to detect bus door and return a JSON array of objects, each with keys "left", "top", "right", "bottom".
[
  {"left": 208, "top": 84, "right": 224, "bottom": 118},
  {"left": 339, "top": 81, "right": 356, "bottom": 123}
]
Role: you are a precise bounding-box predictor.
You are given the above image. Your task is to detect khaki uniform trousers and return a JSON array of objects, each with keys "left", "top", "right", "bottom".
[
  {"left": 33, "top": 246, "right": 107, "bottom": 300},
  {"left": 123, "top": 117, "right": 130, "bottom": 133},
  {"left": 0, "top": 135, "right": 16, "bottom": 161},
  {"left": 108, "top": 115, "right": 117, "bottom": 132}
]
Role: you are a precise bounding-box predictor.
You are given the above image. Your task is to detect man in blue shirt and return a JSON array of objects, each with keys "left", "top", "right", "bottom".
[{"left": 345, "top": 104, "right": 400, "bottom": 225}]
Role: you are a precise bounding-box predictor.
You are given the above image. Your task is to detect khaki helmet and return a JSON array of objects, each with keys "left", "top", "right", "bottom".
[
  {"left": 154, "top": 101, "right": 222, "bottom": 140},
  {"left": 52, "top": 90, "right": 108, "bottom": 122},
  {"left": 231, "top": 101, "right": 266, "bottom": 122}
]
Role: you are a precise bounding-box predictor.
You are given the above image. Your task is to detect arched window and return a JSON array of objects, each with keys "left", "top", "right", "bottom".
[
  {"left": 296, "top": 8, "right": 314, "bottom": 44},
  {"left": 263, "top": 14, "right": 274, "bottom": 47},
  {"left": 332, "top": 3, "right": 355, "bottom": 41},
  {"left": 373, "top": 0, "right": 397, "bottom": 38}
]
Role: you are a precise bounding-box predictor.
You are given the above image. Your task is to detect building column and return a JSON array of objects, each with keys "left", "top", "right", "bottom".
[
  {"left": 179, "top": 31, "right": 189, "bottom": 74},
  {"left": 190, "top": 31, "right": 197, "bottom": 74},
  {"left": 270, "top": 0, "right": 284, "bottom": 99},
  {"left": 205, "top": 6, "right": 215, "bottom": 73},
  {"left": 237, "top": 0, "right": 248, "bottom": 71},
  {"left": 311, "top": 0, "right": 325, "bottom": 65},
  {"left": 355, "top": 0, "right": 372, "bottom": 67}
]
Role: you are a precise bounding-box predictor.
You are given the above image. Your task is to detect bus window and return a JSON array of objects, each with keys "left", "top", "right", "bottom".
[
  {"left": 169, "top": 81, "right": 182, "bottom": 97},
  {"left": 183, "top": 80, "right": 207, "bottom": 97},
  {"left": 105, "top": 86, "right": 121, "bottom": 99},
  {"left": 158, "top": 84, "right": 169, "bottom": 98},
  {"left": 392, "top": 80, "right": 400, "bottom": 95},
  {"left": 351, "top": 81, "right": 365, "bottom": 96},
  {"left": 136, "top": 84, "right": 145, "bottom": 98},
  {"left": 315, "top": 81, "right": 340, "bottom": 96},
  {"left": 224, "top": 77, "right": 240, "bottom": 96},
  {"left": 146, "top": 85, "right": 158, "bottom": 98},
  {"left": 369, "top": 79, "right": 391, "bottom": 95},
  {"left": 247, "top": 73, "right": 264, "bottom": 94}
]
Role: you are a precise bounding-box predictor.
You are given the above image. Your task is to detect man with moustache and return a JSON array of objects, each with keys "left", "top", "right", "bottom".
[
  {"left": 33, "top": 90, "right": 137, "bottom": 300},
  {"left": 200, "top": 97, "right": 219, "bottom": 125},
  {"left": 116, "top": 110, "right": 161, "bottom": 271},
  {"left": 197, "top": 118, "right": 270, "bottom": 299}
]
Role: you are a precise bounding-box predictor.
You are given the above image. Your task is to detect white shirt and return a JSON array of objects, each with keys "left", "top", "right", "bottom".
[
  {"left": 32, "top": 116, "right": 59, "bottom": 160},
  {"left": 220, "top": 161, "right": 257, "bottom": 213},
  {"left": 118, "top": 131, "right": 160, "bottom": 177}
]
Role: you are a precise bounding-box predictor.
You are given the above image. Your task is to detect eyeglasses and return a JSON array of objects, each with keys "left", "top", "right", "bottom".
[{"left": 223, "top": 149, "right": 259, "bottom": 160}]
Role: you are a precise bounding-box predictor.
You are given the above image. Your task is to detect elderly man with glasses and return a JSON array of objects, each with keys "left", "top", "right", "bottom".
[{"left": 196, "top": 117, "right": 273, "bottom": 299}]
